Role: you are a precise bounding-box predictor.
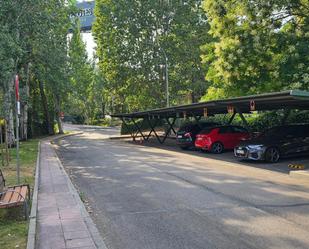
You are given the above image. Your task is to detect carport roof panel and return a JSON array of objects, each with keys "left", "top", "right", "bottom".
[{"left": 112, "top": 90, "right": 309, "bottom": 118}]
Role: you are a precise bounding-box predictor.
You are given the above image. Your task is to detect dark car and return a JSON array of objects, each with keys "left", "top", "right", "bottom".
[
  {"left": 234, "top": 124, "right": 309, "bottom": 163},
  {"left": 176, "top": 122, "right": 219, "bottom": 150}
]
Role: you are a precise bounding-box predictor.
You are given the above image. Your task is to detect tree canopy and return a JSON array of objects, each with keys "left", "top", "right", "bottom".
[
  {"left": 1, "top": 0, "right": 308, "bottom": 136},
  {"left": 0, "top": 0, "right": 73, "bottom": 140},
  {"left": 201, "top": 0, "right": 309, "bottom": 99},
  {"left": 93, "top": 0, "right": 210, "bottom": 112}
]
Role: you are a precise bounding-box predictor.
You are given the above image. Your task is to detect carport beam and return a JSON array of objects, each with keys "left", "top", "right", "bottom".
[
  {"left": 228, "top": 112, "right": 236, "bottom": 124},
  {"left": 165, "top": 117, "right": 177, "bottom": 135},
  {"left": 235, "top": 108, "right": 249, "bottom": 130},
  {"left": 132, "top": 118, "right": 146, "bottom": 140},
  {"left": 145, "top": 117, "right": 177, "bottom": 144},
  {"left": 145, "top": 118, "right": 159, "bottom": 141},
  {"left": 146, "top": 118, "right": 164, "bottom": 144},
  {"left": 121, "top": 117, "right": 136, "bottom": 141},
  {"left": 161, "top": 117, "right": 177, "bottom": 144}
]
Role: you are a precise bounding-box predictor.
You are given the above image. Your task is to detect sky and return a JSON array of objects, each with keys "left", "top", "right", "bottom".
[{"left": 82, "top": 32, "right": 96, "bottom": 58}]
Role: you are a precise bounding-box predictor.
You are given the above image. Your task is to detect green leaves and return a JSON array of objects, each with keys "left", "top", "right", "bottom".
[
  {"left": 201, "top": 0, "right": 309, "bottom": 98},
  {"left": 66, "top": 21, "right": 104, "bottom": 124},
  {"left": 0, "top": 0, "right": 73, "bottom": 135},
  {"left": 93, "top": 0, "right": 211, "bottom": 111}
]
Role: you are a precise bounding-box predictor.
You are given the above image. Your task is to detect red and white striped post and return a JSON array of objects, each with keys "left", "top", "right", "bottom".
[{"left": 15, "top": 74, "right": 20, "bottom": 184}]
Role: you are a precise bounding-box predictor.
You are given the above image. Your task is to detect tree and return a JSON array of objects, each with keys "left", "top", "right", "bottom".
[
  {"left": 93, "top": 0, "right": 211, "bottom": 112},
  {"left": 0, "top": 0, "right": 73, "bottom": 138},
  {"left": 201, "top": 0, "right": 309, "bottom": 99},
  {"left": 67, "top": 21, "right": 105, "bottom": 124}
]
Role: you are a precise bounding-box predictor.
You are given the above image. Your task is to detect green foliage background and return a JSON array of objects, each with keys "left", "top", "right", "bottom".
[
  {"left": 121, "top": 110, "right": 309, "bottom": 135},
  {"left": 201, "top": 0, "right": 309, "bottom": 99},
  {"left": 93, "top": 0, "right": 210, "bottom": 112},
  {"left": 1, "top": 0, "right": 309, "bottom": 129}
]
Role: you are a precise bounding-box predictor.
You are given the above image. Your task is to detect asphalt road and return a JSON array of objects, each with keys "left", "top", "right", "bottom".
[{"left": 55, "top": 125, "right": 309, "bottom": 249}]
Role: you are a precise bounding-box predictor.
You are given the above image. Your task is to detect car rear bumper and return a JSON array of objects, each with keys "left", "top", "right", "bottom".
[
  {"left": 176, "top": 138, "right": 193, "bottom": 147},
  {"left": 195, "top": 140, "right": 211, "bottom": 150},
  {"left": 234, "top": 146, "right": 266, "bottom": 161}
]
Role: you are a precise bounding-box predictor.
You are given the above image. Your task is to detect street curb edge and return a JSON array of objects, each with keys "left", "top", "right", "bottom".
[{"left": 26, "top": 141, "right": 41, "bottom": 249}]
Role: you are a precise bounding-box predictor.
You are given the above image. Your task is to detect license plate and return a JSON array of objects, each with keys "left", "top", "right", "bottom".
[
  {"left": 236, "top": 149, "right": 245, "bottom": 154},
  {"left": 177, "top": 135, "right": 183, "bottom": 138}
]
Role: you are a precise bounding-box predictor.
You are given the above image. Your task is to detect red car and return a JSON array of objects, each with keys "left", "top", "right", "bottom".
[{"left": 195, "top": 125, "right": 250, "bottom": 153}]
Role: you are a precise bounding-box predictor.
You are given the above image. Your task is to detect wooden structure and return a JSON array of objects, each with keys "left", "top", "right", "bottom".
[{"left": 0, "top": 169, "right": 30, "bottom": 219}]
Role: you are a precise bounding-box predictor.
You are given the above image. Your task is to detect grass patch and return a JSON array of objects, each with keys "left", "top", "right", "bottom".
[
  {"left": 0, "top": 219, "right": 28, "bottom": 249},
  {"left": 0, "top": 138, "right": 39, "bottom": 249}
]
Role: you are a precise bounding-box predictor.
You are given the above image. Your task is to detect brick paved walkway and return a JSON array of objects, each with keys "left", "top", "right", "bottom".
[{"left": 36, "top": 140, "right": 105, "bottom": 249}]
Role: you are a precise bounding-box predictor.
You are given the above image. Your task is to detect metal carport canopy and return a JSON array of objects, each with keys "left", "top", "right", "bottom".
[{"left": 111, "top": 90, "right": 309, "bottom": 119}]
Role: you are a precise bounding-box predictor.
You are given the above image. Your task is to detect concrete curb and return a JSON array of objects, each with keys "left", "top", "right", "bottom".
[
  {"left": 49, "top": 131, "right": 84, "bottom": 142},
  {"left": 109, "top": 135, "right": 137, "bottom": 139},
  {"left": 52, "top": 134, "right": 108, "bottom": 249},
  {"left": 290, "top": 169, "right": 309, "bottom": 182},
  {"left": 26, "top": 142, "right": 41, "bottom": 249}
]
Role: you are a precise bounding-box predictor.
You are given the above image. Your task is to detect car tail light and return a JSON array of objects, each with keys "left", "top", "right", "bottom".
[
  {"left": 198, "top": 134, "right": 207, "bottom": 138},
  {"left": 197, "top": 134, "right": 210, "bottom": 140},
  {"left": 184, "top": 132, "right": 192, "bottom": 138}
]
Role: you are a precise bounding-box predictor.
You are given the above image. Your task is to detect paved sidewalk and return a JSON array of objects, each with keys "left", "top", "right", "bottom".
[{"left": 36, "top": 140, "right": 106, "bottom": 249}]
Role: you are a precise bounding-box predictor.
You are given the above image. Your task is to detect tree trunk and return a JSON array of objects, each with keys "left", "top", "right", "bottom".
[
  {"left": 56, "top": 115, "right": 64, "bottom": 134},
  {"left": 101, "top": 99, "right": 105, "bottom": 119},
  {"left": 23, "top": 62, "right": 30, "bottom": 140},
  {"left": 0, "top": 124, "right": 3, "bottom": 166},
  {"left": 3, "top": 77, "right": 15, "bottom": 146},
  {"left": 54, "top": 94, "right": 64, "bottom": 134},
  {"left": 4, "top": 121, "right": 10, "bottom": 165},
  {"left": 191, "top": 92, "right": 196, "bottom": 103},
  {"left": 38, "top": 80, "right": 54, "bottom": 135}
]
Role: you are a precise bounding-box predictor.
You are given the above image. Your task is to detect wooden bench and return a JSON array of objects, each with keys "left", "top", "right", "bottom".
[{"left": 0, "top": 169, "right": 30, "bottom": 220}]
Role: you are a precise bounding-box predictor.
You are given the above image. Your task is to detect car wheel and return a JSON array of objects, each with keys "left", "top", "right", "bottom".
[
  {"left": 211, "top": 142, "right": 224, "bottom": 154},
  {"left": 265, "top": 147, "right": 280, "bottom": 163}
]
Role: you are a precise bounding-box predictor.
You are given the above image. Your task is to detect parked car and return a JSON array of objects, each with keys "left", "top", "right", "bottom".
[
  {"left": 176, "top": 122, "right": 219, "bottom": 150},
  {"left": 234, "top": 124, "right": 309, "bottom": 163},
  {"left": 195, "top": 125, "right": 250, "bottom": 153}
]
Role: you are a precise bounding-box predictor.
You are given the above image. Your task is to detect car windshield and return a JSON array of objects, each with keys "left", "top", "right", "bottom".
[
  {"left": 201, "top": 122, "right": 218, "bottom": 128},
  {"left": 199, "top": 127, "right": 215, "bottom": 134},
  {"left": 178, "top": 122, "right": 218, "bottom": 132},
  {"left": 260, "top": 126, "right": 287, "bottom": 138}
]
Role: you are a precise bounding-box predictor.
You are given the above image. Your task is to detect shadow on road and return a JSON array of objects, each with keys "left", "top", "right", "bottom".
[
  {"left": 126, "top": 136, "right": 309, "bottom": 175},
  {"left": 54, "top": 133, "right": 309, "bottom": 249}
]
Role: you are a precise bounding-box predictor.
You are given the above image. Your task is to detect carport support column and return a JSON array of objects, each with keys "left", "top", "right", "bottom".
[
  {"left": 228, "top": 112, "right": 236, "bottom": 124},
  {"left": 161, "top": 117, "right": 177, "bottom": 143},
  {"left": 145, "top": 117, "right": 158, "bottom": 141},
  {"left": 235, "top": 107, "right": 249, "bottom": 130},
  {"left": 146, "top": 117, "right": 163, "bottom": 144},
  {"left": 132, "top": 118, "right": 146, "bottom": 140},
  {"left": 165, "top": 117, "right": 177, "bottom": 135},
  {"left": 121, "top": 117, "right": 136, "bottom": 141}
]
